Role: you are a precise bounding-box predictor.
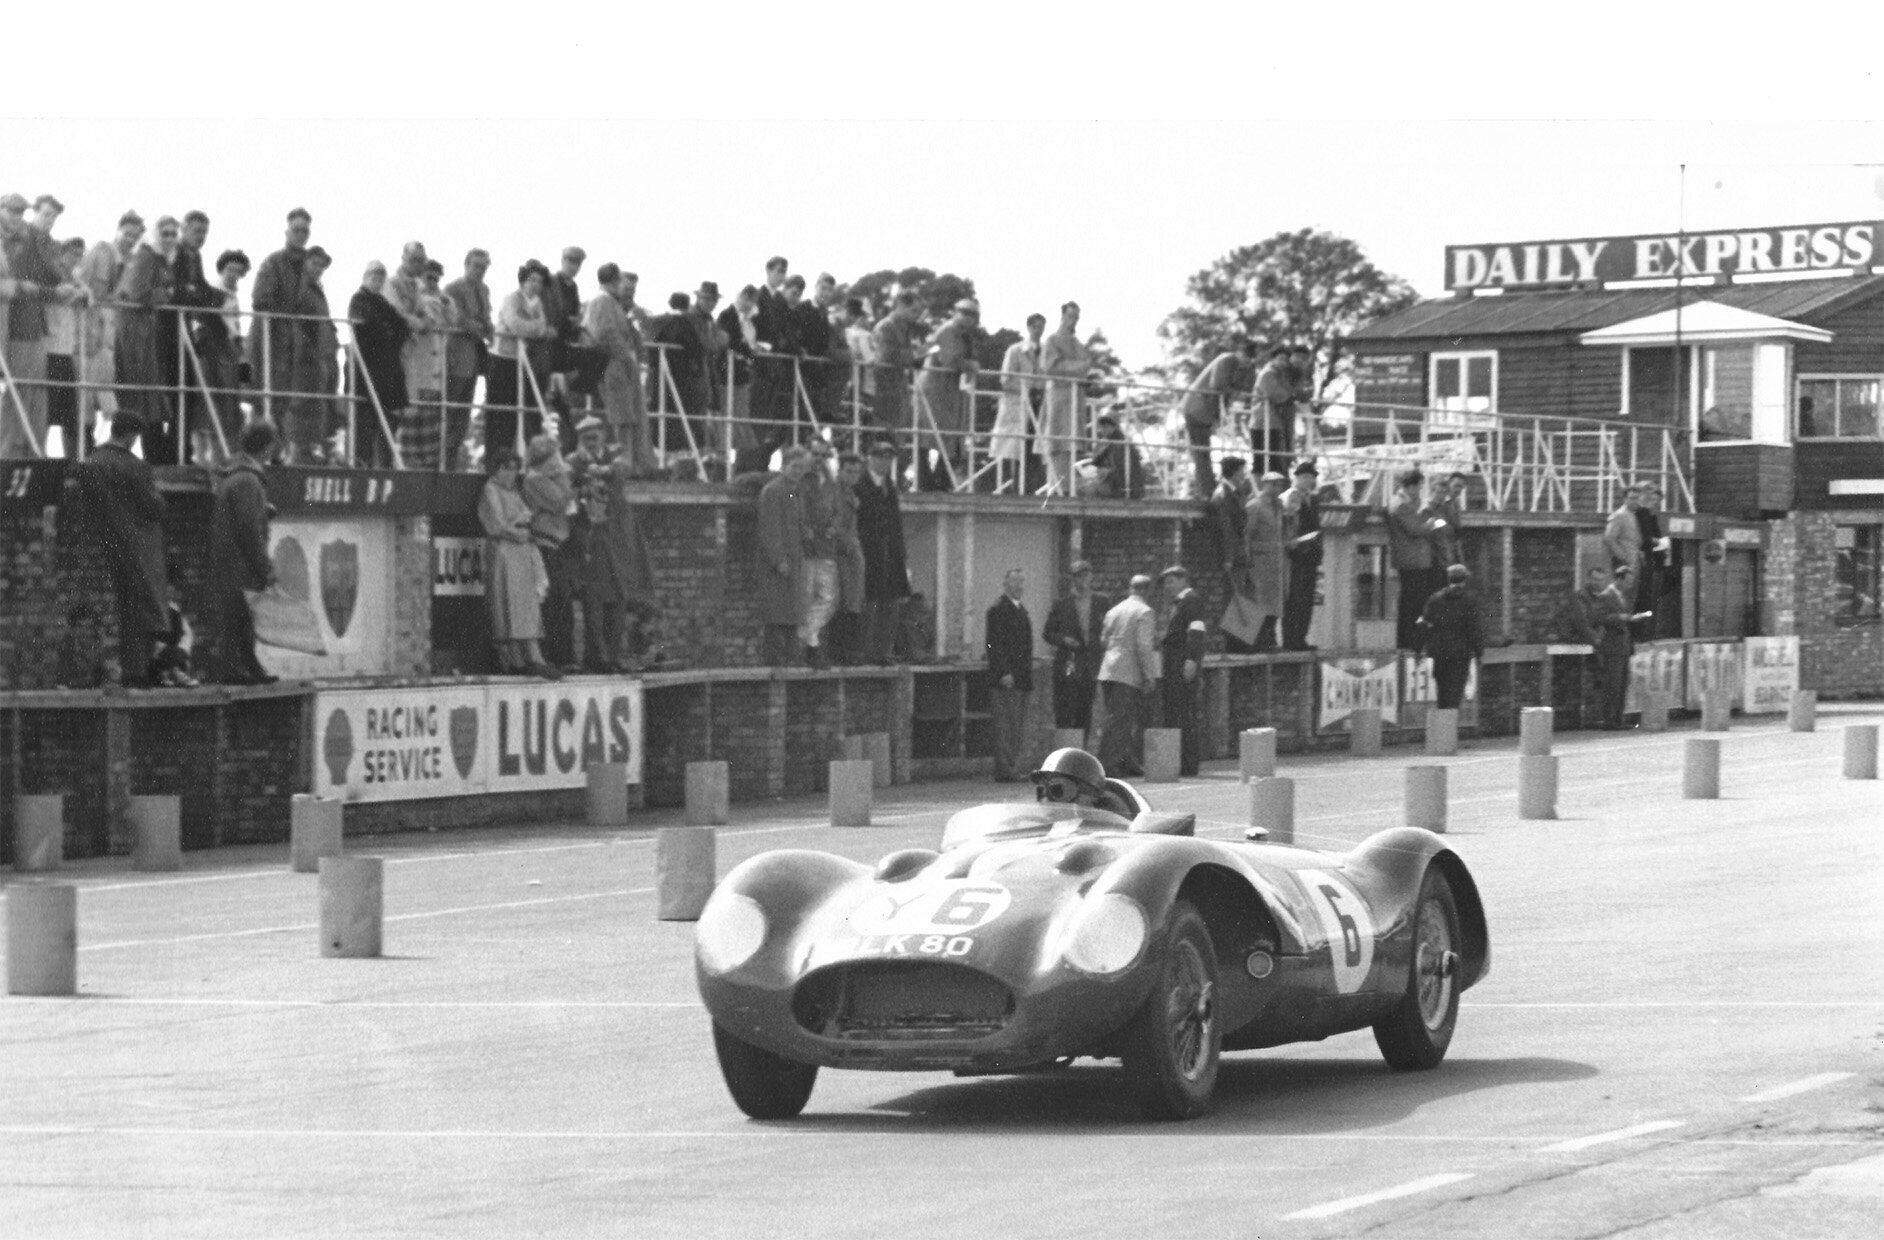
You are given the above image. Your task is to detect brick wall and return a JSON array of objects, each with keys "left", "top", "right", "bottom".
[{"left": 1767, "top": 510, "right": 1883, "bottom": 698}]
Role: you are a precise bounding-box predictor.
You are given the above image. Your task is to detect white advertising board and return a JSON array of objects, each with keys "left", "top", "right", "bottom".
[
  {"left": 1319, "top": 657, "right": 1400, "bottom": 732},
  {"left": 315, "top": 680, "right": 644, "bottom": 803},
  {"left": 1740, "top": 637, "right": 1800, "bottom": 715}
]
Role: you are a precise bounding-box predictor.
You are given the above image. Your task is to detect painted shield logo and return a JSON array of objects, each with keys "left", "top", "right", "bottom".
[
  {"left": 320, "top": 539, "right": 360, "bottom": 639},
  {"left": 448, "top": 705, "right": 479, "bottom": 780},
  {"left": 322, "top": 708, "right": 355, "bottom": 789},
  {"left": 272, "top": 535, "right": 311, "bottom": 601}
]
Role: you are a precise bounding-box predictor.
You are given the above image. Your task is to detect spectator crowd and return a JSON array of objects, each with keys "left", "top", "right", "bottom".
[{"left": 5, "top": 194, "right": 1338, "bottom": 506}]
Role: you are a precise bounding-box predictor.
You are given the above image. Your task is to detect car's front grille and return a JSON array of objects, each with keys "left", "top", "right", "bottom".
[{"left": 794, "top": 962, "right": 1014, "bottom": 1041}]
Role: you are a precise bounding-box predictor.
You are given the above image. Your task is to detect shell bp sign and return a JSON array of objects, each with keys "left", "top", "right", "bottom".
[{"left": 314, "top": 682, "right": 644, "bottom": 802}]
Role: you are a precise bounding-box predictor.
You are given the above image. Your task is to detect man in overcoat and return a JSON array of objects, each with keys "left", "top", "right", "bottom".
[
  {"left": 756, "top": 446, "right": 809, "bottom": 665},
  {"left": 1244, "top": 471, "right": 1289, "bottom": 651},
  {"left": 209, "top": 419, "right": 280, "bottom": 685},
  {"left": 75, "top": 413, "right": 168, "bottom": 686},
  {"left": 854, "top": 440, "right": 910, "bottom": 663}
]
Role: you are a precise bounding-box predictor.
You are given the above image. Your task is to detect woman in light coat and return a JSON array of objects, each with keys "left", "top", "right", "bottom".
[
  {"left": 990, "top": 315, "right": 1045, "bottom": 494},
  {"left": 479, "top": 449, "right": 556, "bottom": 678}
]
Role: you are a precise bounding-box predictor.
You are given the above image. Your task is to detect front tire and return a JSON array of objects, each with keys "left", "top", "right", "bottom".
[
  {"left": 1119, "top": 901, "right": 1220, "bottom": 1120},
  {"left": 712, "top": 1022, "right": 819, "bottom": 1119},
  {"left": 1372, "top": 869, "right": 1462, "bottom": 1070}
]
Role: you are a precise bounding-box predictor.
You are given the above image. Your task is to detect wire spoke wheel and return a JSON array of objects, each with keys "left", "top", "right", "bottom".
[
  {"left": 1373, "top": 869, "right": 1462, "bottom": 1070},
  {"left": 1121, "top": 901, "right": 1221, "bottom": 1119}
]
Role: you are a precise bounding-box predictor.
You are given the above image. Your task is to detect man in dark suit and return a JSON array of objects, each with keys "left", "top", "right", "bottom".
[
  {"left": 855, "top": 440, "right": 910, "bottom": 662},
  {"left": 1041, "top": 559, "right": 1111, "bottom": 741},
  {"left": 1158, "top": 565, "right": 1209, "bottom": 776},
  {"left": 1280, "top": 459, "right": 1324, "bottom": 650},
  {"left": 985, "top": 568, "right": 1036, "bottom": 781}
]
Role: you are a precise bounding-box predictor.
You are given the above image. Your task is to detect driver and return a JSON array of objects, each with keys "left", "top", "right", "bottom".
[{"left": 1030, "top": 746, "right": 1147, "bottom": 817}]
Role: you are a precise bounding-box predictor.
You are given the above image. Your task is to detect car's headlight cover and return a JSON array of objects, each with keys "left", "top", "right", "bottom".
[
  {"left": 695, "top": 892, "right": 767, "bottom": 973},
  {"left": 1061, "top": 893, "right": 1148, "bottom": 974}
]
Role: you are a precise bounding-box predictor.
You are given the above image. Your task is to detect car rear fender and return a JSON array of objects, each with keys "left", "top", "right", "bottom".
[{"left": 1343, "top": 828, "right": 1490, "bottom": 991}]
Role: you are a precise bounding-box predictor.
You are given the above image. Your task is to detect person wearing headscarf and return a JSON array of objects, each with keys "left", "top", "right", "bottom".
[
  {"left": 478, "top": 448, "right": 557, "bottom": 678},
  {"left": 347, "top": 260, "right": 410, "bottom": 468},
  {"left": 522, "top": 433, "right": 577, "bottom": 669},
  {"left": 487, "top": 260, "right": 556, "bottom": 459}
]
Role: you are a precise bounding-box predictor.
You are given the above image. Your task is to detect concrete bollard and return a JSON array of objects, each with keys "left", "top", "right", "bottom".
[
  {"left": 1639, "top": 690, "right": 1669, "bottom": 734},
  {"left": 1051, "top": 727, "right": 1087, "bottom": 754},
  {"left": 586, "top": 761, "right": 630, "bottom": 828},
  {"left": 864, "top": 732, "right": 893, "bottom": 789},
  {"left": 829, "top": 760, "right": 874, "bottom": 827},
  {"left": 1520, "top": 707, "right": 1554, "bottom": 756},
  {"left": 1701, "top": 689, "right": 1733, "bottom": 732},
  {"left": 1683, "top": 738, "right": 1722, "bottom": 799},
  {"left": 656, "top": 827, "right": 716, "bottom": 921},
  {"left": 1518, "top": 755, "right": 1558, "bottom": 820},
  {"left": 128, "top": 794, "right": 182, "bottom": 872},
  {"left": 1349, "top": 709, "right": 1383, "bottom": 757},
  {"left": 1143, "top": 729, "right": 1182, "bottom": 781},
  {"left": 834, "top": 735, "right": 867, "bottom": 761},
  {"left": 684, "top": 761, "right": 730, "bottom": 826},
  {"left": 1424, "top": 709, "right": 1459, "bottom": 758},
  {"left": 1845, "top": 725, "right": 1879, "bottom": 780},
  {"left": 1248, "top": 777, "right": 1295, "bottom": 846},
  {"left": 317, "top": 856, "right": 383, "bottom": 958},
  {"left": 6, "top": 882, "right": 78, "bottom": 996},
  {"left": 1788, "top": 691, "right": 1817, "bottom": 733},
  {"left": 1239, "top": 728, "right": 1278, "bottom": 781},
  {"left": 11, "top": 795, "right": 64, "bottom": 872},
  {"left": 290, "top": 794, "right": 344, "bottom": 874},
  {"left": 1405, "top": 765, "right": 1448, "bottom": 833}
]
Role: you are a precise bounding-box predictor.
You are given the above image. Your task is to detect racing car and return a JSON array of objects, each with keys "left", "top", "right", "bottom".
[{"left": 694, "top": 769, "right": 1489, "bottom": 1121}]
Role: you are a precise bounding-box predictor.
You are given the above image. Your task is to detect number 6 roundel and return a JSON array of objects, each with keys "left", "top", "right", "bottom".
[{"left": 1297, "top": 869, "right": 1376, "bottom": 994}]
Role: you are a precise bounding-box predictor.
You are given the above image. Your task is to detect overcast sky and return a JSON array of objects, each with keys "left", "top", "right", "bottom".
[{"left": 7, "top": 4, "right": 1882, "bottom": 372}]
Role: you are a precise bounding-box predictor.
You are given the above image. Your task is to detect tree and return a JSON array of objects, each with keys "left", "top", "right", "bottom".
[
  {"left": 1155, "top": 228, "right": 1419, "bottom": 398},
  {"left": 846, "top": 268, "right": 978, "bottom": 323}
]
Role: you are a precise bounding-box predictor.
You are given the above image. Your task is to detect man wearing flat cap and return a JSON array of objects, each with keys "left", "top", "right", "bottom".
[
  {"left": 1414, "top": 563, "right": 1484, "bottom": 712},
  {"left": 914, "top": 297, "right": 979, "bottom": 490},
  {"left": 1158, "top": 565, "right": 1209, "bottom": 776},
  {"left": 1280, "top": 459, "right": 1324, "bottom": 650}
]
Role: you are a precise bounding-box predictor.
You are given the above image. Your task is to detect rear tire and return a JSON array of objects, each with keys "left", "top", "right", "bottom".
[
  {"left": 712, "top": 1022, "right": 818, "bottom": 1119},
  {"left": 1372, "top": 869, "right": 1461, "bottom": 1070},
  {"left": 1119, "top": 901, "right": 1220, "bottom": 1120}
]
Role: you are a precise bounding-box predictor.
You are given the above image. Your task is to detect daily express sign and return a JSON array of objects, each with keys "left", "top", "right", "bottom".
[{"left": 1446, "top": 220, "right": 1879, "bottom": 292}]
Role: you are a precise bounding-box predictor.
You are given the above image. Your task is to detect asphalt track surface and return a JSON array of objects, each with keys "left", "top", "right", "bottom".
[{"left": 3, "top": 707, "right": 1881, "bottom": 1239}]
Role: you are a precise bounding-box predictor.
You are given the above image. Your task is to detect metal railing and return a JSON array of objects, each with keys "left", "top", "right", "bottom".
[{"left": 0, "top": 303, "right": 1690, "bottom": 513}]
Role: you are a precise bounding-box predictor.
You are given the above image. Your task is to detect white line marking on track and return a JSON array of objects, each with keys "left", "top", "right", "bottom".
[
  {"left": 1469, "top": 995, "right": 1884, "bottom": 1002},
  {"left": 1736, "top": 1072, "right": 1855, "bottom": 1103},
  {"left": 1282, "top": 1173, "right": 1474, "bottom": 1220},
  {"left": 79, "top": 887, "right": 655, "bottom": 951},
  {"left": 0, "top": 1124, "right": 1869, "bottom": 1148},
  {"left": 4, "top": 997, "right": 699, "bottom": 1010},
  {"left": 1542, "top": 1120, "right": 1683, "bottom": 1152}
]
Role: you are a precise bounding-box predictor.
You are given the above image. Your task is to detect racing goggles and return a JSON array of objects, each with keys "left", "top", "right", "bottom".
[{"left": 1034, "top": 775, "right": 1085, "bottom": 804}]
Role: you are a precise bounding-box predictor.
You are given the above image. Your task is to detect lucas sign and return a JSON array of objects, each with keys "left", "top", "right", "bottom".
[
  {"left": 315, "top": 681, "right": 644, "bottom": 802},
  {"left": 1445, "top": 220, "right": 1879, "bottom": 292}
]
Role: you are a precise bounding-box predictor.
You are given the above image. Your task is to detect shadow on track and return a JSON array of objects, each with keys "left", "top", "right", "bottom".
[{"left": 771, "top": 1054, "right": 1596, "bottom": 1133}]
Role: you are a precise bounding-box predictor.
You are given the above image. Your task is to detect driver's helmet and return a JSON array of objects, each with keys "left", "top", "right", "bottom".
[{"left": 1031, "top": 747, "right": 1107, "bottom": 805}]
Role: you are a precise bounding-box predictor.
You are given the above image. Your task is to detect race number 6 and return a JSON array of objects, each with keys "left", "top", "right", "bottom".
[
  {"left": 1298, "top": 868, "right": 1376, "bottom": 994},
  {"left": 933, "top": 885, "right": 1003, "bottom": 929}
]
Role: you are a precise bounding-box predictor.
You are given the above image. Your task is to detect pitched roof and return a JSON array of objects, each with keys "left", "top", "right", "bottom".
[
  {"left": 1578, "top": 301, "right": 1835, "bottom": 346},
  {"left": 1349, "top": 274, "right": 1884, "bottom": 343}
]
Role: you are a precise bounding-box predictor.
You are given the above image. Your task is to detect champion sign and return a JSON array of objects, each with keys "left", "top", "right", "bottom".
[
  {"left": 1445, "top": 220, "right": 1880, "bottom": 292},
  {"left": 315, "top": 681, "right": 643, "bottom": 802}
]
